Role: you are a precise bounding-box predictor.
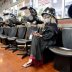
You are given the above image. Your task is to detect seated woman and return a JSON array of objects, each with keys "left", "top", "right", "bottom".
[{"left": 23, "top": 7, "right": 58, "bottom": 68}]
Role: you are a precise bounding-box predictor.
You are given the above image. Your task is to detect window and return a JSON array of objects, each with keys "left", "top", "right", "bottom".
[
  {"left": 10, "top": 5, "right": 18, "bottom": 16},
  {"left": 31, "top": 0, "right": 72, "bottom": 19},
  {"left": 14, "top": 5, "right": 18, "bottom": 16},
  {"left": 52, "top": 0, "right": 63, "bottom": 19},
  {"left": 13, "top": 0, "right": 16, "bottom": 3},
  {"left": 13, "top": 0, "right": 19, "bottom": 3},
  {"left": 30, "top": 0, "right": 52, "bottom": 16}
]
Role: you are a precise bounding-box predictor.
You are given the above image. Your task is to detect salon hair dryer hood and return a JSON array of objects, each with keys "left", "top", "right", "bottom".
[
  {"left": 41, "top": 7, "right": 56, "bottom": 17},
  {"left": 3, "top": 13, "right": 20, "bottom": 26},
  {"left": 20, "top": 6, "right": 43, "bottom": 24}
]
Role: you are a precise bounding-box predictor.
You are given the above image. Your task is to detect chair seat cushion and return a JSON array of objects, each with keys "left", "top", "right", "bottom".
[
  {"left": 7, "top": 37, "right": 17, "bottom": 41},
  {"left": 49, "top": 47, "right": 72, "bottom": 56},
  {"left": 16, "top": 39, "right": 31, "bottom": 44},
  {"left": 0, "top": 34, "right": 3, "bottom": 38},
  {"left": 1, "top": 35, "right": 7, "bottom": 39}
]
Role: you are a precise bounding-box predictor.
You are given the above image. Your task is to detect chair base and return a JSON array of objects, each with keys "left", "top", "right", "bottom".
[
  {"left": 54, "top": 55, "right": 71, "bottom": 72},
  {"left": 17, "top": 51, "right": 28, "bottom": 59}
]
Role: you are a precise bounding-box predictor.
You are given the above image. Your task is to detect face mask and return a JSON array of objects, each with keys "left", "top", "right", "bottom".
[
  {"left": 44, "top": 18, "right": 50, "bottom": 24},
  {"left": 28, "top": 15, "right": 33, "bottom": 20}
]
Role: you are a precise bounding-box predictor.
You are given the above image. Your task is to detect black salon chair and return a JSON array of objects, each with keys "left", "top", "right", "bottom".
[
  {"left": 0, "top": 17, "right": 4, "bottom": 27},
  {"left": 5, "top": 26, "right": 17, "bottom": 50},
  {"left": 62, "top": 28, "right": 72, "bottom": 49},
  {"left": 48, "top": 4, "right": 72, "bottom": 72},
  {"left": 11, "top": 26, "right": 27, "bottom": 52},
  {"left": 0, "top": 27, "right": 3, "bottom": 34},
  {"left": 0, "top": 27, "right": 3, "bottom": 42},
  {"left": 16, "top": 26, "right": 38, "bottom": 59},
  {"left": 0, "top": 26, "right": 10, "bottom": 44},
  {"left": 49, "top": 27, "right": 72, "bottom": 72}
]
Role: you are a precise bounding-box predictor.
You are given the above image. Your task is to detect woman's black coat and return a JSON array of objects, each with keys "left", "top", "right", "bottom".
[{"left": 31, "top": 23, "right": 58, "bottom": 60}]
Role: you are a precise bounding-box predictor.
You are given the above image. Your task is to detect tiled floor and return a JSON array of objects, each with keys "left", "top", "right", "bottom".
[{"left": 0, "top": 43, "right": 58, "bottom": 72}]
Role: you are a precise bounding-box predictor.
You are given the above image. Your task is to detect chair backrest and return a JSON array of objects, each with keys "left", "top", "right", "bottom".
[
  {"left": 17, "top": 26, "right": 27, "bottom": 39},
  {"left": 8, "top": 27, "right": 17, "bottom": 37},
  {"left": 26, "top": 26, "right": 39, "bottom": 39},
  {"left": 62, "top": 28, "right": 72, "bottom": 49},
  {"left": 3, "top": 26, "right": 10, "bottom": 36},
  {"left": 56, "top": 29, "right": 63, "bottom": 47},
  {"left": 0, "top": 27, "right": 3, "bottom": 34}
]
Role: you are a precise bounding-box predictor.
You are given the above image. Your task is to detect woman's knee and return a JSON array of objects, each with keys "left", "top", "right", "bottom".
[{"left": 32, "top": 36, "right": 40, "bottom": 41}]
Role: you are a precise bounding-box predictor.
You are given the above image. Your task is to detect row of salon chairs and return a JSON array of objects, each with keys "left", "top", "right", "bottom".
[{"left": 0, "top": 25, "right": 38, "bottom": 59}]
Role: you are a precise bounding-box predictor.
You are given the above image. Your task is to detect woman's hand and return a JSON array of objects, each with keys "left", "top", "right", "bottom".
[
  {"left": 32, "top": 32, "right": 42, "bottom": 37},
  {"left": 32, "top": 32, "right": 37, "bottom": 36}
]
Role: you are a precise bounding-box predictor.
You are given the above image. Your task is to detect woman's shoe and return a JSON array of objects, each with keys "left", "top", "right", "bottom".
[{"left": 22, "top": 62, "right": 32, "bottom": 68}]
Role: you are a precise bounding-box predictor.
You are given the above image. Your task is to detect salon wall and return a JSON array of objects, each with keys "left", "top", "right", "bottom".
[{"left": 58, "top": 18, "right": 72, "bottom": 28}]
